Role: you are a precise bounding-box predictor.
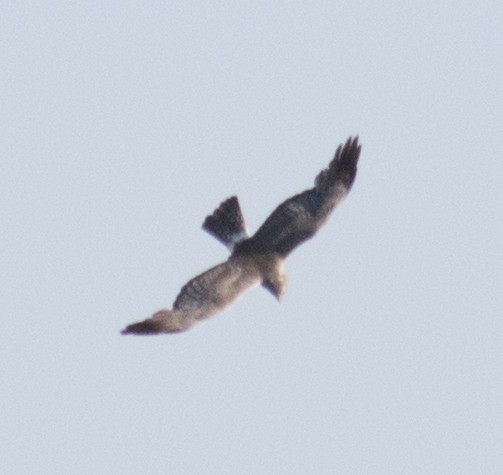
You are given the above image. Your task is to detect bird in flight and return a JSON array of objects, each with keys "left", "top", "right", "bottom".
[{"left": 122, "top": 136, "right": 361, "bottom": 335}]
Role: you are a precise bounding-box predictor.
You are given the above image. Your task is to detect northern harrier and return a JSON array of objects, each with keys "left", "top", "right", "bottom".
[{"left": 122, "top": 137, "right": 361, "bottom": 335}]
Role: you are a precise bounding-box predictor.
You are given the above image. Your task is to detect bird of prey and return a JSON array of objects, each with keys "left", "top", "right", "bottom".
[{"left": 121, "top": 136, "right": 361, "bottom": 335}]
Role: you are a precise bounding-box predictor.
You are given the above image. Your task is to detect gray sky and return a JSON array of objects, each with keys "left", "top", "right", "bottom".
[{"left": 2, "top": 2, "right": 502, "bottom": 474}]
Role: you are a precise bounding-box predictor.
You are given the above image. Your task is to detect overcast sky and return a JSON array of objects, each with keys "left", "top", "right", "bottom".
[{"left": 2, "top": 2, "right": 503, "bottom": 474}]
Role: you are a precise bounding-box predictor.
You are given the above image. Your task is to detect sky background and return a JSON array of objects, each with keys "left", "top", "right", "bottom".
[{"left": 2, "top": 1, "right": 503, "bottom": 474}]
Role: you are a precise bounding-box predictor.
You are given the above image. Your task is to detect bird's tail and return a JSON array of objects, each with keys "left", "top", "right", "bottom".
[
  {"left": 121, "top": 309, "right": 193, "bottom": 335},
  {"left": 202, "top": 196, "right": 249, "bottom": 251}
]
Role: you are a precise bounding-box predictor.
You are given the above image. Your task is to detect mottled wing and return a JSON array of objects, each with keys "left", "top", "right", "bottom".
[
  {"left": 203, "top": 196, "right": 249, "bottom": 251},
  {"left": 173, "top": 259, "right": 258, "bottom": 313},
  {"left": 242, "top": 136, "right": 361, "bottom": 257},
  {"left": 121, "top": 259, "right": 260, "bottom": 335}
]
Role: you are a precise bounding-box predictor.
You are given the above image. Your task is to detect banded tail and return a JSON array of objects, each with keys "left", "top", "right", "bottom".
[{"left": 202, "top": 196, "right": 249, "bottom": 251}]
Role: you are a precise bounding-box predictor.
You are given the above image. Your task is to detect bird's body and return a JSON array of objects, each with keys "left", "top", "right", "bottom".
[{"left": 122, "top": 137, "right": 361, "bottom": 335}]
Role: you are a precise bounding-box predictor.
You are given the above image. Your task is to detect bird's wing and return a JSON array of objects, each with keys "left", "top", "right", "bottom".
[
  {"left": 121, "top": 259, "right": 260, "bottom": 335},
  {"left": 242, "top": 136, "right": 361, "bottom": 257},
  {"left": 202, "top": 196, "right": 249, "bottom": 251}
]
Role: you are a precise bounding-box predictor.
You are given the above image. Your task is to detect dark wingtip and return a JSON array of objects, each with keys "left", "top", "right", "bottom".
[
  {"left": 340, "top": 136, "right": 361, "bottom": 162},
  {"left": 335, "top": 136, "right": 361, "bottom": 167},
  {"left": 315, "top": 136, "right": 361, "bottom": 191},
  {"left": 121, "top": 319, "right": 167, "bottom": 336},
  {"left": 121, "top": 311, "right": 189, "bottom": 335},
  {"left": 335, "top": 136, "right": 361, "bottom": 188}
]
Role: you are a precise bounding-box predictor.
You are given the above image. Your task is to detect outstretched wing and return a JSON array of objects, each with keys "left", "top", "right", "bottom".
[
  {"left": 237, "top": 136, "right": 361, "bottom": 258},
  {"left": 203, "top": 196, "right": 249, "bottom": 251},
  {"left": 121, "top": 258, "right": 261, "bottom": 335},
  {"left": 172, "top": 258, "right": 258, "bottom": 312}
]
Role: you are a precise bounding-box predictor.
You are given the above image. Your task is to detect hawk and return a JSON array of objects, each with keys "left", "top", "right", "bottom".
[{"left": 122, "top": 136, "right": 361, "bottom": 335}]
